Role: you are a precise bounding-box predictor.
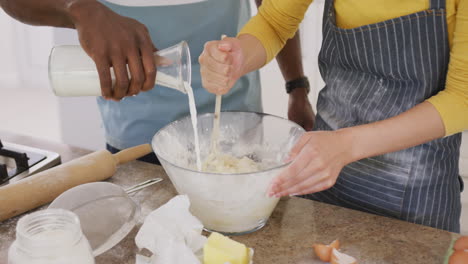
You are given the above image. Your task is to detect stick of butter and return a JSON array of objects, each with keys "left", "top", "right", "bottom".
[{"left": 203, "top": 232, "right": 250, "bottom": 264}]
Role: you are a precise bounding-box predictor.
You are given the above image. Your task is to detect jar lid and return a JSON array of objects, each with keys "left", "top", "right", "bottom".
[{"left": 49, "top": 182, "right": 141, "bottom": 256}]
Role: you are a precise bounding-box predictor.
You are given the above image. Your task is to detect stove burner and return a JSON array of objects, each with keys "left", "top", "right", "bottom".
[{"left": 0, "top": 140, "right": 46, "bottom": 184}]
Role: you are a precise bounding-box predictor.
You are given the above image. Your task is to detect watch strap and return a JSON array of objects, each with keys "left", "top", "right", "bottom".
[{"left": 286, "top": 76, "right": 310, "bottom": 94}]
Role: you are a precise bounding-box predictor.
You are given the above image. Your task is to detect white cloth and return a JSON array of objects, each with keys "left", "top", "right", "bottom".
[
  {"left": 135, "top": 195, "right": 206, "bottom": 264},
  {"left": 103, "top": 0, "right": 207, "bottom": 6}
]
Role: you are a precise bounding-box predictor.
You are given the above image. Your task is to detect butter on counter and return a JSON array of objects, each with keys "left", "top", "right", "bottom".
[{"left": 203, "top": 232, "right": 251, "bottom": 264}]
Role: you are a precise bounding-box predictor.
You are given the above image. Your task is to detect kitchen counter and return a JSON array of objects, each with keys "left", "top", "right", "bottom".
[{"left": 0, "top": 131, "right": 461, "bottom": 263}]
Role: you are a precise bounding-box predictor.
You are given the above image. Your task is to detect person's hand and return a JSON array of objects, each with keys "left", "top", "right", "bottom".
[
  {"left": 288, "top": 87, "right": 315, "bottom": 131},
  {"left": 268, "top": 130, "right": 354, "bottom": 197},
  {"left": 68, "top": 1, "right": 156, "bottom": 101},
  {"left": 199, "top": 37, "right": 244, "bottom": 95}
]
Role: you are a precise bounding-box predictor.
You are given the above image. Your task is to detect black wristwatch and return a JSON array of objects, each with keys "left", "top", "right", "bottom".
[{"left": 286, "top": 76, "right": 310, "bottom": 94}]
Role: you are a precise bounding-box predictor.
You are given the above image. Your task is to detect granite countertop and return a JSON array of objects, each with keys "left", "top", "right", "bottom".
[{"left": 0, "top": 131, "right": 460, "bottom": 263}]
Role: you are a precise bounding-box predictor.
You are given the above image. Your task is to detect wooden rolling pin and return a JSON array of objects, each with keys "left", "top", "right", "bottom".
[{"left": 0, "top": 143, "right": 153, "bottom": 222}]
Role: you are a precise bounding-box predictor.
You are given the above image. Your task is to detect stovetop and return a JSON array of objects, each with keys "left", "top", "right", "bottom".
[{"left": 0, "top": 140, "right": 61, "bottom": 186}]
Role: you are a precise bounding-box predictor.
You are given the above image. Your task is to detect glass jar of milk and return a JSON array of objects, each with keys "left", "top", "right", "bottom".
[
  {"left": 8, "top": 209, "right": 95, "bottom": 264},
  {"left": 48, "top": 41, "right": 191, "bottom": 96}
]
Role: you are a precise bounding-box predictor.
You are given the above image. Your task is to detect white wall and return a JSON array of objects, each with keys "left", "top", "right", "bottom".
[
  {"left": 0, "top": 9, "right": 61, "bottom": 142},
  {"left": 0, "top": 9, "right": 19, "bottom": 86}
]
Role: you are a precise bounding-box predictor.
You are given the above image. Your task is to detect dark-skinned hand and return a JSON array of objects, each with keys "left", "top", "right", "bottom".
[
  {"left": 288, "top": 87, "right": 315, "bottom": 131},
  {"left": 69, "top": 1, "right": 156, "bottom": 100}
]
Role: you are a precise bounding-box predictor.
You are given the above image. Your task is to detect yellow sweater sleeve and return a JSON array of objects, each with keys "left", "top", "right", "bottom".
[
  {"left": 427, "top": 0, "right": 468, "bottom": 136},
  {"left": 239, "top": 0, "right": 314, "bottom": 63}
]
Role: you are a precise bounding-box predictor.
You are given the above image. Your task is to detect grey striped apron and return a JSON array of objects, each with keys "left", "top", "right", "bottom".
[{"left": 304, "top": 0, "right": 463, "bottom": 232}]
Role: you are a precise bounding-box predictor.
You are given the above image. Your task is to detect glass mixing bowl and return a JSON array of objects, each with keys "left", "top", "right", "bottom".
[{"left": 152, "top": 112, "right": 304, "bottom": 235}]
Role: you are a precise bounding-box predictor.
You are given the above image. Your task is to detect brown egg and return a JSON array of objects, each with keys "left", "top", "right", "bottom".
[
  {"left": 449, "top": 250, "right": 468, "bottom": 264},
  {"left": 312, "top": 239, "right": 340, "bottom": 262},
  {"left": 454, "top": 236, "right": 468, "bottom": 251}
]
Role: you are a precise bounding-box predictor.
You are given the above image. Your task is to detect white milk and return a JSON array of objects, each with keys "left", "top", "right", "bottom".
[
  {"left": 50, "top": 70, "right": 186, "bottom": 96},
  {"left": 50, "top": 71, "right": 102, "bottom": 96},
  {"left": 185, "top": 82, "right": 202, "bottom": 171}
]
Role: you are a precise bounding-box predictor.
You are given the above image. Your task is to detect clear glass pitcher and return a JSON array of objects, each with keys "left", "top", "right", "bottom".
[{"left": 48, "top": 41, "right": 191, "bottom": 96}]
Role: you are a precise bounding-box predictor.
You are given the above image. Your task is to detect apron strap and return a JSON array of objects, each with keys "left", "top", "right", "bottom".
[{"left": 430, "top": 0, "right": 446, "bottom": 9}]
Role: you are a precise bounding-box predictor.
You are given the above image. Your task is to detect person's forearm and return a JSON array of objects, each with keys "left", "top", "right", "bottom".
[
  {"left": 237, "top": 32, "right": 305, "bottom": 85},
  {"left": 275, "top": 32, "right": 305, "bottom": 81},
  {"left": 0, "top": 0, "right": 95, "bottom": 28},
  {"left": 238, "top": 34, "right": 267, "bottom": 76},
  {"left": 341, "top": 101, "right": 446, "bottom": 163},
  {"left": 276, "top": 32, "right": 311, "bottom": 102},
  {"left": 254, "top": 0, "right": 304, "bottom": 81}
]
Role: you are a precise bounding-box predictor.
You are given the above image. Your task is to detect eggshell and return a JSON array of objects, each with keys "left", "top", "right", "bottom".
[
  {"left": 330, "top": 239, "right": 341, "bottom": 250},
  {"left": 313, "top": 244, "right": 333, "bottom": 262},
  {"left": 331, "top": 248, "right": 357, "bottom": 264},
  {"left": 454, "top": 236, "right": 468, "bottom": 251},
  {"left": 449, "top": 250, "right": 468, "bottom": 264},
  {"left": 312, "top": 239, "right": 340, "bottom": 262}
]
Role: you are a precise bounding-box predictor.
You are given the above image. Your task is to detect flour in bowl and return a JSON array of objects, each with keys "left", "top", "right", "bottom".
[{"left": 201, "top": 153, "right": 260, "bottom": 174}]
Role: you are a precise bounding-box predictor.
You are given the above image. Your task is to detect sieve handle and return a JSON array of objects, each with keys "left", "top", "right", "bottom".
[{"left": 125, "top": 178, "right": 163, "bottom": 194}]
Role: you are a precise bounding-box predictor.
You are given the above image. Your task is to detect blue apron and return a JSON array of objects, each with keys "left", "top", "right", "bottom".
[
  {"left": 97, "top": 0, "right": 262, "bottom": 150},
  {"left": 304, "top": 0, "right": 462, "bottom": 232}
]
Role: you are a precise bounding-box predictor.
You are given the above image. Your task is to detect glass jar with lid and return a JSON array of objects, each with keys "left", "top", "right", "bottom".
[{"left": 8, "top": 209, "right": 95, "bottom": 264}]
